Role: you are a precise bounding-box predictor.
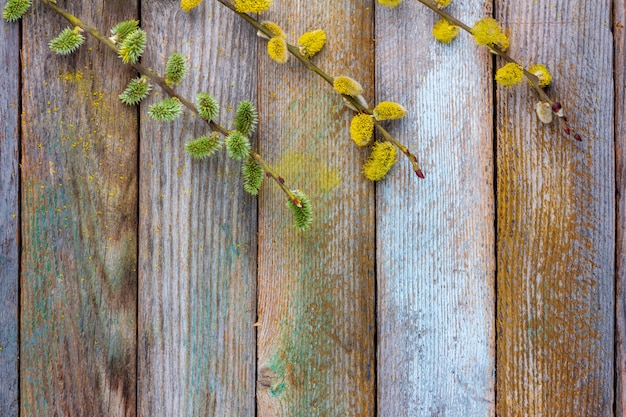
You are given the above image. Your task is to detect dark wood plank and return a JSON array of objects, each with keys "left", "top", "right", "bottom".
[
  {"left": 255, "top": 1, "right": 376, "bottom": 415},
  {"left": 20, "top": 1, "right": 138, "bottom": 415},
  {"left": 495, "top": 1, "right": 614, "bottom": 415},
  {"left": 0, "top": 12, "right": 21, "bottom": 417},
  {"left": 137, "top": 2, "right": 257, "bottom": 416},
  {"left": 375, "top": 1, "right": 495, "bottom": 415},
  {"left": 614, "top": 0, "right": 626, "bottom": 415}
]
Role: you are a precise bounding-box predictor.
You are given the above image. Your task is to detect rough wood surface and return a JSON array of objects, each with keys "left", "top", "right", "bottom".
[
  {"left": 614, "top": 0, "right": 626, "bottom": 415},
  {"left": 20, "top": 1, "right": 139, "bottom": 415},
  {"left": 495, "top": 1, "right": 615, "bottom": 415},
  {"left": 137, "top": 1, "right": 257, "bottom": 416},
  {"left": 375, "top": 1, "right": 495, "bottom": 415},
  {"left": 255, "top": 1, "right": 376, "bottom": 415},
  {"left": 0, "top": 13, "right": 20, "bottom": 417}
]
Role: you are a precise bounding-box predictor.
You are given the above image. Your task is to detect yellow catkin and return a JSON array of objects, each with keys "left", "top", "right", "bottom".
[
  {"left": 349, "top": 114, "right": 374, "bottom": 146},
  {"left": 432, "top": 18, "right": 459, "bottom": 44},
  {"left": 260, "top": 21, "right": 285, "bottom": 38},
  {"left": 363, "top": 141, "right": 397, "bottom": 181},
  {"left": 181, "top": 0, "right": 202, "bottom": 11},
  {"left": 436, "top": 0, "right": 451, "bottom": 7},
  {"left": 333, "top": 76, "right": 363, "bottom": 97},
  {"left": 528, "top": 64, "right": 552, "bottom": 88},
  {"left": 267, "top": 36, "right": 288, "bottom": 64},
  {"left": 298, "top": 29, "right": 326, "bottom": 59},
  {"left": 377, "top": 0, "right": 403, "bottom": 8},
  {"left": 373, "top": 101, "right": 407, "bottom": 121},
  {"left": 495, "top": 62, "right": 524, "bottom": 86},
  {"left": 234, "top": 0, "right": 272, "bottom": 13},
  {"left": 471, "top": 17, "right": 509, "bottom": 51}
]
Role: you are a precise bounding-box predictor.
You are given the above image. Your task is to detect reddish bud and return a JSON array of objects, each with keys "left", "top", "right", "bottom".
[
  {"left": 412, "top": 155, "right": 418, "bottom": 163},
  {"left": 416, "top": 169, "right": 425, "bottom": 179},
  {"left": 551, "top": 102, "right": 562, "bottom": 113},
  {"left": 574, "top": 134, "right": 582, "bottom": 141},
  {"left": 278, "top": 176, "right": 285, "bottom": 184},
  {"left": 563, "top": 126, "right": 571, "bottom": 135},
  {"left": 293, "top": 198, "right": 302, "bottom": 208}
]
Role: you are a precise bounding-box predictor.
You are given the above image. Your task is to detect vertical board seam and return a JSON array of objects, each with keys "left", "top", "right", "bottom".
[{"left": 491, "top": 1, "right": 498, "bottom": 415}]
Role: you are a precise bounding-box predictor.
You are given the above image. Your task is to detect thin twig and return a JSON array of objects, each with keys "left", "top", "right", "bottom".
[
  {"left": 40, "top": 0, "right": 303, "bottom": 206},
  {"left": 216, "top": 0, "right": 425, "bottom": 178}
]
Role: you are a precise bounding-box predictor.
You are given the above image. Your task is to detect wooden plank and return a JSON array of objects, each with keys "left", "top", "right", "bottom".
[
  {"left": 137, "top": 2, "right": 257, "bottom": 416},
  {"left": 0, "top": 12, "right": 21, "bottom": 417},
  {"left": 375, "top": 1, "right": 495, "bottom": 415},
  {"left": 495, "top": 1, "right": 614, "bottom": 415},
  {"left": 255, "top": 1, "right": 376, "bottom": 415},
  {"left": 614, "top": 0, "right": 626, "bottom": 415},
  {"left": 20, "top": 1, "right": 138, "bottom": 415}
]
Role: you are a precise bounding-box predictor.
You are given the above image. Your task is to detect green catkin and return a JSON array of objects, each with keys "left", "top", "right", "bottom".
[
  {"left": 225, "top": 131, "right": 251, "bottom": 160},
  {"left": 165, "top": 52, "right": 188, "bottom": 85},
  {"left": 234, "top": 100, "right": 258, "bottom": 136},
  {"left": 196, "top": 92, "right": 220, "bottom": 121},
  {"left": 118, "top": 28, "right": 147, "bottom": 64},
  {"left": 2, "top": 0, "right": 31, "bottom": 22},
  {"left": 119, "top": 76, "right": 152, "bottom": 106},
  {"left": 49, "top": 27, "right": 85, "bottom": 55},
  {"left": 242, "top": 156, "right": 264, "bottom": 195},
  {"left": 286, "top": 190, "right": 313, "bottom": 231},
  {"left": 148, "top": 97, "right": 183, "bottom": 122},
  {"left": 110, "top": 20, "right": 140, "bottom": 44},
  {"left": 185, "top": 133, "right": 222, "bottom": 158}
]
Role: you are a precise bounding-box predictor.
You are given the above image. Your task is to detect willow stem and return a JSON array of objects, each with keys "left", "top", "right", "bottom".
[
  {"left": 217, "top": 0, "right": 425, "bottom": 177},
  {"left": 40, "top": 0, "right": 299, "bottom": 200},
  {"left": 416, "top": 0, "right": 577, "bottom": 138}
]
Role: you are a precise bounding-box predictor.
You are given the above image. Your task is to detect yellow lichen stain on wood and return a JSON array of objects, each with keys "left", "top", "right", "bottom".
[{"left": 274, "top": 151, "right": 341, "bottom": 195}]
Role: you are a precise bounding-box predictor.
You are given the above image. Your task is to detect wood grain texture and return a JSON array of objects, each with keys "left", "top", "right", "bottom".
[
  {"left": 137, "top": 2, "right": 257, "bottom": 416},
  {"left": 0, "top": 13, "right": 20, "bottom": 417},
  {"left": 614, "top": 1, "right": 626, "bottom": 415},
  {"left": 375, "top": 1, "right": 495, "bottom": 416},
  {"left": 20, "top": 1, "right": 139, "bottom": 415},
  {"left": 255, "top": 1, "right": 376, "bottom": 415},
  {"left": 495, "top": 1, "right": 615, "bottom": 415}
]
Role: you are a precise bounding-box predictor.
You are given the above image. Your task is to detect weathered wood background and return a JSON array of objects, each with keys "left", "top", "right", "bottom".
[{"left": 0, "top": 0, "right": 622, "bottom": 415}]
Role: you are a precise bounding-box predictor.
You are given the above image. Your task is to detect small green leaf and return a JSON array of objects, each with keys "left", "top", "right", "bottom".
[
  {"left": 242, "top": 156, "right": 263, "bottom": 195},
  {"left": 118, "top": 28, "right": 146, "bottom": 64},
  {"left": 49, "top": 27, "right": 85, "bottom": 55},
  {"left": 119, "top": 76, "right": 152, "bottom": 106},
  {"left": 148, "top": 97, "right": 183, "bottom": 122},
  {"left": 165, "top": 52, "right": 188, "bottom": 85},
  {"left": 234, "top": 100, "right": 258, "bottom": 136},
  {"left": 196, "top": 92, "right": 219, "bottom": 121},
  {"left": 225, "top": 132, "right": 250, "bottom": 161},
  {"left": 2, "top": 0, "right": 31, "bottom": 22},
  {"left": 286, "top": 190, "right": 313, "bottom": 231},
  {"left": 185, "top": 133, "right": 222, "bottom": 158}
]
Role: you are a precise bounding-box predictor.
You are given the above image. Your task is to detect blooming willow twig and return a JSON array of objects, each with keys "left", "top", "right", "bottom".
[
  {"left": 410, "top": 0, "right": 580, "bottom": 140},
  {"left": 7, "top": 0, "right": 313, "bottom": 230},
  {"left": 215, "top": 0, "right": 426, "bottom": 179}
]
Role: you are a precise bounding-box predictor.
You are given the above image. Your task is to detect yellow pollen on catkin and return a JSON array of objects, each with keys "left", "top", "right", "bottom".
[
  {"left": 333, "top": 76, "right": 363, "bottom": 97},
  {"left": 363, "top": 141, "right": 397, "bottom": 181},
  {"left": 528, "top": 64, "right": 552, "bottom": 88},
  {"left": 373, "top": 101, "right": 407, "bottom": 121},
  {"left": 298, "top": 29, "right": 326, "bottom": 59},
  {"left": 350, "top": 114, "right": 374, "bottom": 147},
  {"left": 234, "top": 0, "right": 272, "bottom": 13},
  {"left": 436, "top": 0, "right": 451, "bottom": 8},
  {"left": 471, "top": 17, "right": 509, "bottom": 51},
  {"left": 260, "top": 21, "right": 285, "bottom": 38},
  {"left": 181, "top": 0, "right": 202, "bottom": 11},
  {"left": 432, "top": 18, "right": 459, "bottom": 44},
  {"left": 495, "top": 63, "right": 524, "bottom": 86},
  {"left": 377, "top": 0, "right": 403, "bottom": 8},
  {"left": 267, "top": 36, "right": 288, "bottom": 64}
]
